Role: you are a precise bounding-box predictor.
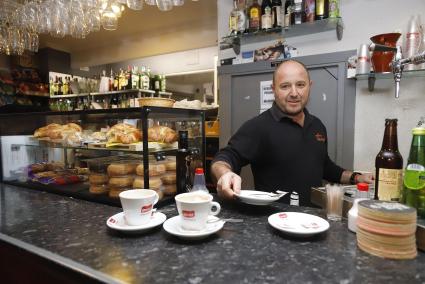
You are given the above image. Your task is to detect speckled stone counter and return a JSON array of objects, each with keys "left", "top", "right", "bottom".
[{"left": 1, "top": 184, "right": 425, "bottom": 284}]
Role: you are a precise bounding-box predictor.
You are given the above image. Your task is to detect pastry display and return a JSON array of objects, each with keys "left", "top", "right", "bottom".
[
  {"left": 89, "top": 184, "right": 109, "bottom": 195},
  {"left": 109, "top": 187, "right": 130, "bottom": 198},
  {"left": 161, "top": 172, "right": 176, "bottom": 185},
  {"left": 132, "top": 176, "right": 162, "bottom": 189},
  {"left": 163, "top": 184, "right": 177, "bottom": 196},
  {"left": 148, "top": 125, "right": 177, "bottom": 143},
  {"left": 89, "top": 173, "right": 109, "bottom": 185},
  {"left": 108, "top": 175, "right": 135, "bottom": 188},
  {"left": 135, "top": 163, "right": 166, "bottom": 176},
  {"left": 164, "top": 158, "right": 176, "bottom": 171},
  {"left": 107, "top": 162, "right": 138, "bottom": 176},
  {"left": 106, "top": 123, "right": 142, "bottom": 144}
]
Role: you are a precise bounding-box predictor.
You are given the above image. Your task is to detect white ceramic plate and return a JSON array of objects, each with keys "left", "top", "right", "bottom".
[
  {"left": 106, "top": 212, "right": 166, "bottom": 234},
  {"left": 235, "top": 190, "right": 287, "bottom": 206},
  {"left": 163, "top": 215, "right": 225, "bottom": 240},
  {"left": 268, "top": 212, "right": 330, "bottom": 237}
]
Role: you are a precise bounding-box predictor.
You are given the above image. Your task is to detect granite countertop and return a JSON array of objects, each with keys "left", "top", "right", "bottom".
[{"left": 1, "top": 183, "right": 424, "bottom": 284}]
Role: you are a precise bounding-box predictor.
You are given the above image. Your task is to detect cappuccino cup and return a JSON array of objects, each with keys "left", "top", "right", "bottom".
[
  {"left": 119, "top": 189, "right": 159, "bottom": 226},
  {"left": 175, "top": 192, "right": 221, "bottom": 231}
]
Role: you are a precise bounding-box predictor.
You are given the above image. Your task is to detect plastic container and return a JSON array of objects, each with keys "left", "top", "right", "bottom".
[{"left": 191, "top": 168, "right": 209, "bottom": 193}]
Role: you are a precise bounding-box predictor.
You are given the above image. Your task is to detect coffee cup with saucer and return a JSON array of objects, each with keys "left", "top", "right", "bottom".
[{"left": 106, "top": 211, "right": 167, "bottom": 234}]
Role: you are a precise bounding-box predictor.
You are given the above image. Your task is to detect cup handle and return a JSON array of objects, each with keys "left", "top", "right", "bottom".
[
  {"left": 153, "top": 192, "right": 159, "bottom": 206},
  {"left": 209, "top": 201, "right": 221, "bottom": 216}
]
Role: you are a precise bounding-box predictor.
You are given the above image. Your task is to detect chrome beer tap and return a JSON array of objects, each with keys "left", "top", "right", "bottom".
[{"left": 391, "top": 49, "right": 425, "bottom": 98}]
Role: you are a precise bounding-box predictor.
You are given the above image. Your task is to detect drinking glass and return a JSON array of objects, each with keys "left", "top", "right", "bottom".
[
  {"left": 156, "top": 0, "right": 173, "bottom": 11},
  {"left": 127, "top": 0, "right": 144, "bottom": 10},
  {"left": 172, "top": 0, "right": 184, "bottom": 6}
]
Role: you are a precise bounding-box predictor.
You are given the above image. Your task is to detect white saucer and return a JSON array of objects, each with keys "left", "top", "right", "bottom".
[
  {"left": 106, "top": 212, "right": 167, "bottom": 234},
  {"left": 235, "top": 190, "right": 287, "bottom": 206},
  {"left": 163, "top": 215, "right": 225, "bottom": 240},
  {"left": 268, "top": 212, "right": 330, "bottom": 237}
]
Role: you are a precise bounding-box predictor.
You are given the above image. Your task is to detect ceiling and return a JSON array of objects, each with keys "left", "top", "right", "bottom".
[{"left": 39, "top": 1, "right": 218, "bottom": 65}]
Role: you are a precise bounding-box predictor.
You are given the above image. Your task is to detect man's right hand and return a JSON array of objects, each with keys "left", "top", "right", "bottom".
[{"left": 216, "top": 171, "right": 242, "bottom": 200}]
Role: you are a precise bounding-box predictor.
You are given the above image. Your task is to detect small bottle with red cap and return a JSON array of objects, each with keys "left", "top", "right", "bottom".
[
  {"left": 191, "top": 168, "right": 209, "bottom": 193},
  {"left": 356, "top": 182, "right": 369, "bottom": 199}
]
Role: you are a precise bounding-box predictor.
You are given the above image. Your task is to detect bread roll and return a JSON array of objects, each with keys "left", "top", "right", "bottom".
[
  {"left": 108, "top": 175, "right": 135, "bottom": 188},
  {"left": 161, "top": 172, "right": 176, "bottom": 185},
  {"left": 89, "top": 173, "right": 109, "bottom": 185},
  {"left": 29, "top": 163, "right": 46, "bottom": 173},
  {"left": 109, "top": 187, "right": 129, "bottom": 198},
  {"left": 136, "top": 163, "right": 166, "bottom": 176},
  {"left": 132, "top": 176, "right": 162, "bottom": 190},
  {"left": 107, "top": 163, "right": 137, "bottom": 176},
  {"left": 163, "top": 184, "right": 177, "bottom": 196},
  {"left": 148, "top": 125, "right": 177, "bottom": 143},
  {"left": 164, "top": 159, "right": 176, "bottom": 171},
  {"left": 89, "top": 184, "right": 109, "bottom": 195},
  {"left": 153, "top": 188, "right": 164, "bottom": 201}
]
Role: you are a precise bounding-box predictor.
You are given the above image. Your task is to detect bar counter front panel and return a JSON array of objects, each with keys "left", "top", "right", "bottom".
[{"left": 0, "top": 184, "right": 424, "bottom": 283}]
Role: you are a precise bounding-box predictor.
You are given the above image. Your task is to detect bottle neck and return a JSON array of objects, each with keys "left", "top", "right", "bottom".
[{"left": 381, "top": 121, "right": 399, "bottom": 151}]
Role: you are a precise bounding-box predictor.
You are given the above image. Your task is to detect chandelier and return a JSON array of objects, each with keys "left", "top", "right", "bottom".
[{"left": 0, "top": 0, "right": 193, "bottom": 56}]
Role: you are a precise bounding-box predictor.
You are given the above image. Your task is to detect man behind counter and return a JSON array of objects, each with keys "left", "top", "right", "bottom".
[{"left": 211, "top": 60, "right": 374, "bottom": 206}]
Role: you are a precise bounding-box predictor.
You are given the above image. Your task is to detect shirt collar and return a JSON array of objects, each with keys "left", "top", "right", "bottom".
[{"left": 269, "top": 102, "right": 313, "bottom": 126}]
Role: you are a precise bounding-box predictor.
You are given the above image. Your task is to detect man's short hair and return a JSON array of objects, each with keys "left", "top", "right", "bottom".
[{"left": 272, "top": 59, "right": 311, "bottom": 84}]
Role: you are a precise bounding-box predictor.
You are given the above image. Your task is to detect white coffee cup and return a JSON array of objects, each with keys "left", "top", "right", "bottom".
[
  {"left": 119, "top": 189, "right": 159, "bottom": 226},
  {"left": 175, "top": 192, "right": 221, "bottom": 231}
]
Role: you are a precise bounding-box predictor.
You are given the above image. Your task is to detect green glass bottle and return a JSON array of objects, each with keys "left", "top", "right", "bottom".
[{"left": 402, "top": 127, "right": 425, "bottom": 218}]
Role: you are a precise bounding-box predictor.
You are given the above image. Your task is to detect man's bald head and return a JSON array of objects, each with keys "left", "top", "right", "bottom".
[{"left": 272, "top": 60, "right": 310, "bottom": 85}]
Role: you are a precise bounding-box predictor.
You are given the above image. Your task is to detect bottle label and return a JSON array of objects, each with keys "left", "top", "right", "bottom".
[
  {"left": 377, "top": 168, "right": 403, "bottom": 201},
  {"left": 316, "top": 0, "right": 324, "bottom": 16},
  {"left": 404, "top": 164, "right": 425, "bottom": 190}
]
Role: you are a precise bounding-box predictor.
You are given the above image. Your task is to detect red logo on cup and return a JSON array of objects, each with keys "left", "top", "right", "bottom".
[
  {"left": 109, "top": 218, "right": 116, "bottom": 224},
  {"left": 141, "top": 204, "right": 153, "bottom": 213},
  {"left": 183, "top": 210, "right": 195, "bottom": 218},
  {"left": 279, "top": 213, "right": 287, "bottom": 219}
]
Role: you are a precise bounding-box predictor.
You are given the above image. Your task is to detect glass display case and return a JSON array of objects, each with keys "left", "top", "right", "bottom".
[{"left": 0, "top": 107, "right": 205, "bottom": 207}]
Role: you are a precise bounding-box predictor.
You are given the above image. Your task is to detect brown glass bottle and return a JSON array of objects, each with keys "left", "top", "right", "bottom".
[
  {"left": 375, "top": 119, "right": 403, "bottom": 201},
  {"left": 249, "top": 0, "right": 261, "bottom": 31}
]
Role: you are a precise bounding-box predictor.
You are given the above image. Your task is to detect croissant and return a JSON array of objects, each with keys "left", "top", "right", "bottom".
[
  {"left": 148, "top": 126, "right": 177, "bottom": 143},
  {"left": 107, "top": 123, "right": 142, "bottom": 144},
  {"left": 34, "top": 123, "right": 82, "bottom": 140}
]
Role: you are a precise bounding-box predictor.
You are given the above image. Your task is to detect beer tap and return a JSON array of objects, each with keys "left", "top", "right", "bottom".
[{"left": 391, "top": 50, "right": 425, "bottom": 98}]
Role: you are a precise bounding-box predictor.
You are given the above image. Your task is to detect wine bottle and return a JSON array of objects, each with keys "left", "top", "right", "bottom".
[
  {"left": 375, "top": 119, "right": 403, "bottom": 201},
  {"left": 249, "top": 0, "right": 261, "bottom": 31}
]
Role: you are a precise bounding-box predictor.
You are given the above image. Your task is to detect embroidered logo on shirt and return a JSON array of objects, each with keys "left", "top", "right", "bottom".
[{"left": 314, "top": 133, "right": 326, "bottom": 142}]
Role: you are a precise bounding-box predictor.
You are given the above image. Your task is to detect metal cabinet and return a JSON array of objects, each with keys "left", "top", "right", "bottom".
[{"left": 218, "top": 50, "right": 356, "bottom": 188}]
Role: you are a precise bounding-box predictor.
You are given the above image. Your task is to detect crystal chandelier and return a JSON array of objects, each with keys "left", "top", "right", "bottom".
[{"left": 0, "top": 0, "right": 194, "bottom": 56}]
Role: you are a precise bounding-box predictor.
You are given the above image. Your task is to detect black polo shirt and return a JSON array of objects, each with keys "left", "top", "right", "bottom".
[{"left": 213, "top": 103, "right": 344, "bottom": 206}]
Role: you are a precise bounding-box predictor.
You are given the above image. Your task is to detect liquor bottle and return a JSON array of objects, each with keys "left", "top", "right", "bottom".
[
  {"left": 229, "top": 0, "right": 239, "bottom": 35},
  {"left": 249, "top": 0, "right": 261, "bottom": 32},
  {"left": 261, "top": 0, "right": 272, "bottom": 16},
  {"left": 49, "top": 76, "right": 54, "bottom": 96},
  {"left": 328, "top": 0, "right": 339, "bottom": 18},
  {"left": 402, "top": 125, "right": 425, "bottom": 217},
  {"left": 271, "top": 0, "right": 282, "bottom": 28},
  {"left": 124, "top": 66, "right": 131, "bottom": 90},
  {"left": 375, "top": 119, "right": 403, "bottom": 201},
  {"left": 154, "top": 74, "right": 161, "bottom": 94},
  {"left": 110, "top": 94, "right": 119, "bottom": 109},
  {"left": 113, "top": 70, "right": 119, "bottom": 91},
  {"left": 176, "top": 130, "right": 190, "bottom": 194},
  {"left": 304, "top": 0, "right": 315, "bottom": 22},
  {"left": 62, "top": 76, "right": 69, "bottom": 95},
  {"left": 118, "top": 68, "right": 125, "bottom": 90},
  {"left": 109, "top": 69, "right": 114, "bottom": 91},
  {"left": 291, "top": 0, "right": 305, "bottom": 25},
  {"left": 236, "top": 1, "right": 247, "bottom": 34},
  {"left": 140, "top": 66, "right": 149, "bottom": 90},
  {"left": 284, "top": 0, "right": 293, "bottom": 28},
  {"left": 67, "top": 77, "right": 73, "bottom": 94},
  {"left": 160, "top": 74, "right": 166, "bottom": 92},
  {"left": 261, "top": 6, "right": 272, "bottom": 30},
  {"left": 131, "top": 66, "right": 139, "bottom": 89},
  {"left": 315, "top": 0, "right": 329, "bottom": 20},
  {"left": 244, "top": 0, "right": 251, "bottom": 32},
  {"left": 147, "top": 67, "right": 153, "bottom": 90},
  {"left": 58, "top": 77, "right": 63, "bottom": 95}
]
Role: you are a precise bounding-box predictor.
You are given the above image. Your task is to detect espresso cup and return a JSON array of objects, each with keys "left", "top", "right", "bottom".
[
  {"left": 175, "top": 192, "right": 221, "bottom": 231},
  {"left": 119, "top": 189, "right": 159, "bottom": 226}
]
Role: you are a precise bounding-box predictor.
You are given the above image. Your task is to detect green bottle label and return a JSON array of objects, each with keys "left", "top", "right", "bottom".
[{"left": 404, "top": 164, "right": 425, "bottom": 190}]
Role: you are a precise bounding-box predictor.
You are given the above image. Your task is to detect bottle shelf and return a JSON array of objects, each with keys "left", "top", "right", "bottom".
[
  {"left": 220, "top": 18, "right": 343, "bottom": 53},
  {"left": 49, "top": 89, "right": 172, "bottom": 99},
  {"left": 355, "top": 69, "right": 425, "bottom": 80}
]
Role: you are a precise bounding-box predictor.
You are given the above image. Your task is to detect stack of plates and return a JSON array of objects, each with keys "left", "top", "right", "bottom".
[{"left": 357, "top": 200, "right": 417, "bottom": 259}]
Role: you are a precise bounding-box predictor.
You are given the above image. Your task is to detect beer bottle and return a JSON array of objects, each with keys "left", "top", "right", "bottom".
[
  {"left": 402, "top": 126, "right": 425, "bottom": 217},
  {"left": 375, "top": 119, "right": 403, "bottom": 201}
]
